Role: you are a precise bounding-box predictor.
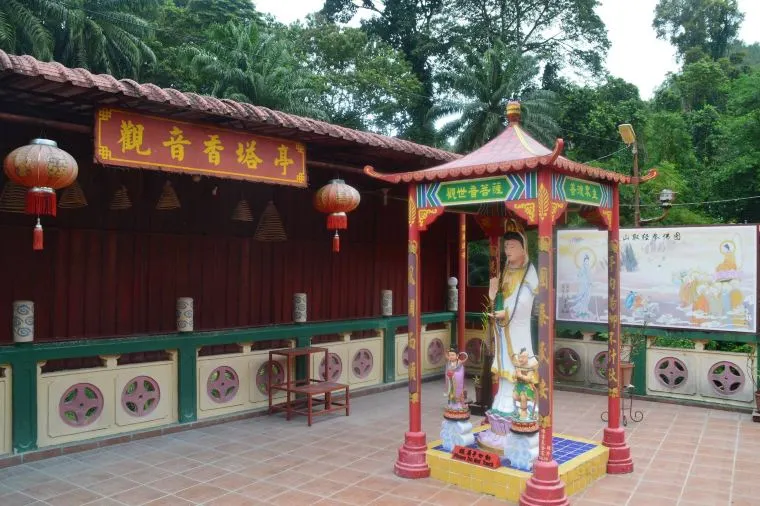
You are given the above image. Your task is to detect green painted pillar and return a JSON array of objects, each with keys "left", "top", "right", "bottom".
[
  {"left": 632, "top": 340, "right": 647, "bottom": 396},
  {"left": 383, "top": 325, "right": 396, "bottom": 384},
  {"left": 12, "top": 349, "right": 37, "bottom": 453},
  {"left": 177, "top": 342, "right": 197, "bottom": 423},
  {"left": 296, "top": 336, "right": 310, "bottom": 381}
]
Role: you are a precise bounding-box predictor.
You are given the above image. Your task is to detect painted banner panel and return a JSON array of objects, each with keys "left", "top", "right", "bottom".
[
  {"left": 94, "top": 108, "right": 307, "bottom": 187},
  {"left": 556, "top": 225, "right": 757, "bottom": 333},
  {"left": 416, "top": 172, "right": 537, "bottom": 208},
  {"left": 552, "top": 174, "right": 611, "bottom": 208}
]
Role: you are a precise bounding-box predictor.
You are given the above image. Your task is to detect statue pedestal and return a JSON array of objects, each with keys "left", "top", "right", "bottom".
[
  {"left": 440, "top": 419, "right": 475, "bottom": 452},
  {"left": 476, "top": 411, "right": 512, "bottom": 455},
  {"left": 505, "top": 430, "right": 540, "bottom": 472}
]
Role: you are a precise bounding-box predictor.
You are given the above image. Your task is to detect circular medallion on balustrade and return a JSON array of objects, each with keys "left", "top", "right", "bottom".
[
  {"left": 554, "top": 348, "right": 581, "bottom": 378},
  {"left": 122, "top": 376, "right": 161, "bottom": 417},
  {"left": 593, "top": 351, "right": 609, "bottom": 379},
  {"left": 60, "top": 383, "right": 104, "bottom": 427},
  {"left": 207, "top": 366, "right": 239, "bottom": 403},
  {"left": 352, "top": 348, "right": 374, "bottom": 379},
  {"left": 319, "top": 353, "right": 343, "bottom": 382},
  {"left": 708, "top": 360, "right": 745, "bottom": 396},
  {"left": 401, "top": 345, "right": 410, "bottom": 370},
  {"left": 256, "top": 360, "right": 285, "bottom": 395},
  {"left": 465, "top": 338, "right": 483, "bottom": 366},
  {"left": 427, "top": 338, "right": 445, "bottom": 366},
  {"left": 654, "top": 357, "right": 688, "bottom": 389}
]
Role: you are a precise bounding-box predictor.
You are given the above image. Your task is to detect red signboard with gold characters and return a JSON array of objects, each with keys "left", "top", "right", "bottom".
[{"left": 94, "top": 108, "right": 307, "bottom": 187}]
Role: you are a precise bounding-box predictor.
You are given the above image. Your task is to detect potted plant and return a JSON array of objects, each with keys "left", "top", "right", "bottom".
[{"left": 620, "top": 325, "right": 648, "bottom": 388}]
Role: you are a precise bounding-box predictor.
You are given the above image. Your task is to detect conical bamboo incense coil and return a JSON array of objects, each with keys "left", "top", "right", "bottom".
[
  {"left": 232, "top": 199, "right": 253, "bottom": 222},
  {"left": 254, "top": 200, "right": 287, "bottom": 242},
  {"left": 109, "top": 185, "right": 132, "bottom": 210},
  {"left": 156, "top": 181, "right": 180, "bottom": 210},
  {"left": 0, "top": 181, "right": 26, "bottom": 213},
  {"left": 58, "top": 181, "right": 88, "bottom": 208}
]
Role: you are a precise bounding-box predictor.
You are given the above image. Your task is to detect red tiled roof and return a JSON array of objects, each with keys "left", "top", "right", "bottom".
[
  {"left": 365, "top": 107, "right": 655, "bottom": 185},
  {"left": 0, "top": 50, "right": 457, "bottom": 164}
]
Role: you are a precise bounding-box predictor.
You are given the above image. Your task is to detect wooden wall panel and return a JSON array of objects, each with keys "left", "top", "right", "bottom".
[{"left": 0, "top": 124, "right": 454, "bottom": 343}]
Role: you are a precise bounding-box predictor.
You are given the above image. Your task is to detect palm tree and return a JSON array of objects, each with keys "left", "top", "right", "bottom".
[
  {"left": 184, "top": 22, "right": 326, "bottom": 119},
  {"left": 0, "top": 0, "right": 158, "bottom": 79},
  {"left": 52, "top": 0, "right": 159, "bottom": 78},
  {"left": 0, "top": 0, "right": 54, "bottom": 59},
  {"left": 431, "top": 41, "right": 559, "bottom": 153}
]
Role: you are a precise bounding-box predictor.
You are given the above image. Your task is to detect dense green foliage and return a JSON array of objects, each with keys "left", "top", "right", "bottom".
[{"left": 1, "top": 0, "right": 758, "bottom": 224}]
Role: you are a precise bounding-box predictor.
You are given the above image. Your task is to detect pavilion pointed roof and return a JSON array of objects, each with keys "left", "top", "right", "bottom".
[{"left": 365, "top": 101, "right": 655, "bottom": 185}]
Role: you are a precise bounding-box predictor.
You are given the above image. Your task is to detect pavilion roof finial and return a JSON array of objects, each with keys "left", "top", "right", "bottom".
[{"left": 506, "top": 100, "right": 521, "bottom": 124}]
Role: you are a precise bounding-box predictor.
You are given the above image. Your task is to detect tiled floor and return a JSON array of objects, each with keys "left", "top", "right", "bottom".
[{"left": 0, "top": 382, "right": 757, "bottom": 505}]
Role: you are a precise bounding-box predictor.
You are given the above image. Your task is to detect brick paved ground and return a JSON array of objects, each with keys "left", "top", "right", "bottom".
[{"left": 0, "top": 382, "right": 756, "bottom": 505}]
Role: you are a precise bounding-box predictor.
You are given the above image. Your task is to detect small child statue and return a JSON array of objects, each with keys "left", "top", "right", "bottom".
[
  {"left": 512, "top": 348, "right": 539, "bottom": 422},
  {"left": 445, "top": 348, "right": 468, "bottom": 410},
  {"left": 440, "top": 347, "right": 475, "bottom": 451}
]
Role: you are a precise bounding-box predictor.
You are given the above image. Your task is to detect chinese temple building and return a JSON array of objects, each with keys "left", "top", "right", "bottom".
[{"left": 0, "top": 50, "right": 464, "bottom": 462}]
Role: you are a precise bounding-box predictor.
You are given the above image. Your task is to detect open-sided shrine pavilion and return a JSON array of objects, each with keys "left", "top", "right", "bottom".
[
  {"left": 0, "top": 49, "right": 658, "bottom": 505},
  {"left": 365, "top": 101, "right": 656, "bottom": 505}
]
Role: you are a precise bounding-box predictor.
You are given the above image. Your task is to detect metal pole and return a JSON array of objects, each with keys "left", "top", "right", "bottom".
[{"left": 633, "top": 144, "right": 640, "bottom": 227}]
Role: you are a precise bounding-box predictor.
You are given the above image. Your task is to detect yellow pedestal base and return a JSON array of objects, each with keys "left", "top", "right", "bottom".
[{"left": 427, "top": 425, "right": 609, "bottom": 502}]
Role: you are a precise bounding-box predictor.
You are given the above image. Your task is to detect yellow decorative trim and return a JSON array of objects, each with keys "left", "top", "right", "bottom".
[
  {"left": 418, "top": 208, "right": 440, "bottom": 228},
  {"left": 409, "top": 299, "right": 416, "bottom": 317},
  {"left": 538, "top": 303, "right": 549, "bottom": 328},
  {"left": 600, "top": 209, "right": 612, "bottom": 226},
  {"left": 537, "top": 184, "right": 550, "bottom": 221},
  {"left": 539, "top": 267, "right": 548, "bottom": 289},
  {"left": 410, "top": 392, "right": 419, "bottom": 404},
  {"left": 538, "top": 236, "right": 551, "bottom": 252},
  {"left": 538, "top": 342, "right": 550, "bottom": 365},
  {"left": 608, "top": 386, "right": 619, "bottom": 398},
  {"left": 409, "top": 362, "right": 417, "bottom": 381},
  {"left": 408, "top": 239, "right": 418, "bottom": 255},
  {"left": 610, "top": 239, "right": 619, "bottom": 254},
  {"left": 540, "top": 414, "right": 552, "bottom": 429},
  {"left": 551, "top": 201, "right": 565, "bottom": 222},
  {"left": 98, "top": 146, "right": 112, "bottom": 160},
  {"left": 513, "top": 125, "right": 538, "bottom": 155},
  {"left": 409, "top": 337, "right": 416, "bottom": 350},
  {"left": 538, "top": 378, "right": 548, "bottom": 399},
  {"left": 98, "top": 108, "right": 112, "bottom": 121},
  {"left": 512, "top": 202, "right": 536, "bottom": 223},
  {"left": 409, "top": 198, "right": 417, "bottom": 226},
  {"left": 295, "top": 143, "right": 306, "bottom": 154}
]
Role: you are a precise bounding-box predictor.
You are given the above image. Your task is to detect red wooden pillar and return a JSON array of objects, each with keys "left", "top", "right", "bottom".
[
  {"left": 457, "top": 213, "right": 466, "bottom": 352},
  {"left": 603, "top": 184, "right": 634, "bottom": 473},
  {"left": 520, "top": 171, "right": 569, "bottom": 506},
  {"left": 394, "top": 184, "right": 430, "bottom": 478}
]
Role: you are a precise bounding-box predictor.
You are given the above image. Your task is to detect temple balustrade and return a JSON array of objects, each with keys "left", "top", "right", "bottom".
[{"left": 0, "top": 311, "right": 453, "bottom": 461}]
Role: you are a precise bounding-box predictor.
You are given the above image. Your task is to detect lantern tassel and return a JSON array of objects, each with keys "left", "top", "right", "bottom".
[
  {"left": 332, "top": 231, "right": 340, "bottom": 253},
  {"left": 26, "top": 187, "right": 57, "bottom": 217},
  {"left": 33, "top": 218, "right": 43, "bottom": 251},
  {"left": 327, "top": 212, "right": 347, "bottom": 230}
]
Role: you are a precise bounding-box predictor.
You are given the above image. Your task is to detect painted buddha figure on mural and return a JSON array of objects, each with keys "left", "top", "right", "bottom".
[{"left": 488, "top": 230, "right": 539, "bottom": 419}]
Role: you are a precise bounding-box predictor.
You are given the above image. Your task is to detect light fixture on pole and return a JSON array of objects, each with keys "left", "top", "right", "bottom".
[
  {"left": 618, "top": 123, "right": 676, "bottom": 226},
  {"left": 618, "top": 124, "right": 640, "bottom": 226}
]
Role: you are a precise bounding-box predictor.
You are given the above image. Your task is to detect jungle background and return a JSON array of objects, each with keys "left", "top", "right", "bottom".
[{"left": 2, "top": 1, "right": 758, "bottom": 226}]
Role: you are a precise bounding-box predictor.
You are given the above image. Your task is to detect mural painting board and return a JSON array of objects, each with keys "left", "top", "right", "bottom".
[{"left": 556, "top": 225, "right": 757, "bottom": 333}]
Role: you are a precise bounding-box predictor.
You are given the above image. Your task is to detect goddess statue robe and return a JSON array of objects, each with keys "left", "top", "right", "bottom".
[{"left": 491, "top": 263, "right": 539, "bottom": 416}]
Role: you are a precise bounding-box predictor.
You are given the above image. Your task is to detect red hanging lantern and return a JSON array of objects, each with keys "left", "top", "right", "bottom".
[
  {"left": 313, "top": 179, "right": 360, "bottom": 252},
  {"left": 3, "top": 138, "right": 79, "bottom": 250}
]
